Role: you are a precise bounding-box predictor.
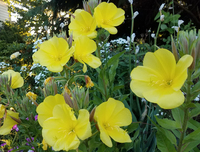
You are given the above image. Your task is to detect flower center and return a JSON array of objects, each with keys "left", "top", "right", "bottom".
[{"left": 150, "top": 77, "right": 173, "bottom": 88}]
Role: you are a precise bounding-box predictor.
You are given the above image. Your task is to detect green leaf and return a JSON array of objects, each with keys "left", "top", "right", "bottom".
[
  {"left": 103, "top": 50, "right": 125, "bottom": 70},
  {"left": 189, "top": 103, "right": 200, "bottom": 118},
  {"left": 183, "top": 127, "right": 200, "bottom": 142},
  {"left": 156, "top": 130, "right": 177, "bottom": 152},
  {"left": 161, "top": 24, "right": 168, "bottom": 30},
  {"left": 127, "top": 123, "right": 139, "bottom": 133},
  {"left": 188, "top": 118, "right": 200, "bottom": 130},
  {"left": 109, "top": 59, "right": 119, "bottom": 84},
  {"left": 172, "top": 107, "right": 184, "bottom": 127},
  {"left": 182, "top": 140, "right": 200, "bottom": 152},
  {"left": 155, "top": 116, "right": 181, "bottom": 130}
]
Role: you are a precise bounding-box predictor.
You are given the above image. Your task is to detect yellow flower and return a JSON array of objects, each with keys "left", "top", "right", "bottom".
[
  {"left": 94, "top": 2, "right": 125, "bottom": 34},
  {"left": 10, "top": 51, "right": 21, "bottom": 60},
  {"left": 26, "top": 92, "right": 37, "bottom": 101},
  {"left": 37, "top": 95, "right": 92, "bottom": 151},
  {"left": 0, "top": 104, "right": 5, "bottom": 118},
  {"left": 73, "top": 36, "right": 101, "bottom": 73},
  {"left": 36, "top": 94, "right": 66, "bottom": 127},
  {"left": 130, "top": 49, "right": 193, "bottom": 109},
  {"left": 2, "top": 70, "right": 24, "bottom": 89},
  {"left": 0, "top": 110, "right": 19, "bottom": 135},
  {"left": 32, "top": 36, "right": 74, "bottom": 72},
  {"left": 69, "top": 9, "right": 97, "bottom": 39},
  {"left": 94, "top": 98, "right": 132, "bottom": 147}
]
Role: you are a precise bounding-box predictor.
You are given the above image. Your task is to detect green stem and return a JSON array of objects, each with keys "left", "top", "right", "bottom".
[
  {"left": 177, "top": 70, "right": 192, "bottom": 152},
  {"left": 154, "top": 20, "right": 162, "bottom": 51}
]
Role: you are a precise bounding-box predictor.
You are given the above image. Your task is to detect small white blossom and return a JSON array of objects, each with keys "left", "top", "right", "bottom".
[
  {"left": 10, "top": 52, "right": 21, "bottom": 60},
  {"left": 60, "top": 22, "right": 65, "bottom": 29},
  {"left": 135, "top": 45, "right": 139, "bottom": 54},
  {"left": 151, "top": 33, "right": 156, "bottom": 39},
  {"left": 133, "top": 11, "right": 139, "bottom": 19},
  {"left": 178, "top": 20, "right": 184, "bottom": 27},
  {"left": 160, "top": 15, "right": 165, "bottom": 21},
  {"left": 172, "top": 26, "right": 179, "bottom": 32},
  {"left": 128, "top": 0, "right": 133, "bottom": 4},
  {"left": 127, "top": 33, "right": 136, "bottom": 43},
  {"left": 159, "top": 3, "right": 165, "bottom": 11},
  {"left": 44, "top": 26, "right": 48, "bottom": 31}
]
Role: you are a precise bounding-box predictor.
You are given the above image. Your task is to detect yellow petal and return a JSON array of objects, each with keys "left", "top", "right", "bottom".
[
  {"left": 98, "top": 123, "right": 112, "bottom": 147},
  {"left": 0, "top": 104, "right": 5, "bottom": 118},
  {"left": 82, "top": 54, "right": 101, "bottom": 69},
  {"left": 107, "top": 126, "right": 131, "bottom": 143},
  {"left": 172, "top": 55, "right": 193, "bottom": 90},
  {"left": 143, "top": 49, "right": 176, "bottom": 79},
  {"left": 0, "top": 110, "right": 19, "bottom": 135},
  {"left": 36, "top": 94, "right": 65, "bottom": 127},
  {"left": 75, "top": 109, "right": 92, "bottom": 140},
  {"left": 157, "top": 89, "right": 185, "bottom": 109}
]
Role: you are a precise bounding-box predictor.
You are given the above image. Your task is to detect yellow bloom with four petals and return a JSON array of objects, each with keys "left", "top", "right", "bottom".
[
  {"left": 94, "top": 98, "right": 132, "bottom": 147},
  {"left": 37, "top": 94, "right": 92, "bottom": 151},
  {"left": 73, "top": 36, "right": 101, "bottom": 73},
  {"left": 94, "top": 2, "right": 125, "bottom": 34},
  {"left": 32, "top": 36, "right": 74, "bottom": 72},
  {"left": 130, "top": 49, "right": 193, "bottom": 109},
  {"left": 2, "top": 70, "right": 24, "bottom": 89},
  {"left": 0, "top": 110, "right": 19, "bottom": 135},
  {"left": 69, "top": 9, "right": 97, "bottom": 39}
]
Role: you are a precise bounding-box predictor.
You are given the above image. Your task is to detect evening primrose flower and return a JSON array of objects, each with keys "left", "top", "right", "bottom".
[
  {"left": 2, "top": 70, "right": 24, "bottom": 89},
  {"left": 0, "top": 110, "right": 19, "bottom": 135},
  {"left": 94, "top": 2, "right": 125, "bottom": 34},
  {"left": 85, "top": 75, "right": 94, "bottom": 88},
  {"left": 32, "top": 36, "right": 74, "bottom": 72},
  {"left": 36, "top": 94, "right": 66, "bottom": 127},
  {"left": 69, "top": 9, "right": 97, "bottom": 39},
  {"left": 73, "top": 36, "right": 101, "bottom": 73},
  {"left": 42, "top": 104, "right": 92, "bottom": 151},
  {"left": 130, "top": 49, "right": 193, "bottom": 109},
  {"left": 94, "top": 98, "right": 132, "bottom": 147}
]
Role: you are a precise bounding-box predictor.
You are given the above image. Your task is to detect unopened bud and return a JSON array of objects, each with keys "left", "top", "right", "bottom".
[
  {"left": 171, "top": 36, "right": 179, "bottom": 62},
  {"left": 89, "top": 107, "right": 96, "bottom": 122}
]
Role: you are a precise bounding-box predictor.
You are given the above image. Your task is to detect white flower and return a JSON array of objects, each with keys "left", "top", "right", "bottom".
[
  {"left": 151, "top": 33, "right": 156, "bottom": 39},
  {"left": 44, "top": 26, "right": 48, "bottom": 31},
  {"left": 135, "top": 45, "right": 139, "bottom": 54},
  {"left": 172, "top": 26, "right": 179, "bottom": 32},
  {"left": 60, "top": 22, "right": 65, "bottom": 29},
  {"left": 159, "top": 3, "right": 165, "bottom": 11},
  {"left": 127, "top": 33, "right": 136, "bottom": 43},
  {"left": 160, "top": 14, "right": 165, "bottom": 21},
  {"left": 10, "top": 52, "right": 21, "bottom": 60},
  {"left": 178, "top": 20, "right": 184, "bottom": 27},
  {"left": 133, "top": 11, "right": 139, "bottom": 19},
  {"left": 28, "top": 150, "right": 34, "bottom": 152},
  {"left": 128, "top": 0, "right": 133, "bottom": 4}
]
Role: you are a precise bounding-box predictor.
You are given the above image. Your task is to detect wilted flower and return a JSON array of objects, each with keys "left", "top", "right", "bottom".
[
  {"left": 26, "top": 92, "right": 37, "bottom": 101},
  {"left": 10, "top": 52, "right": 21, "bottom": 60},
  {"left": 94, "top": 98, "right": 132, "bottom": 147},
  {"left": 160, "top": 14, "right": 164, "bottom": 21},
  {"left": 130, "top": 49, "right": 193, "bottom": 109},
  {"left": 2, "top": 70, "right": 24, "bottom": 89},
  {"left": 127, "top": 33, "right": 136, "bottom": 44},
  {"left": 0, "top": 110, "right": 19, "bottom": 135},
  {"left": 133, "top": 11, "right": 139, "bottom": 19},
  {"left": 172, "top": 20, "right": 184, "bottom": 32},
  {"left": 73, "top": 36, "right": 101, "bottom": 73},
  {"left": 135, "top": 45, "right": 140, "bottom": 54},
  {"left": 128, "top": 0, "right": 133, "bottom": 4},
  {"left": 32, "top": 36, "right": 74, "bottom": 72},
  {"left": 85, "top": 75, "right": 94, "bottom": 88},
  {"left": 69, "top": 9, "right": 97, "bottom": 39},
  {"left": 159, "top": 3, "right": 165, "bottom": 11},
  {"left": 94, "top": 2, "right": 125, "bottom": 34}
]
